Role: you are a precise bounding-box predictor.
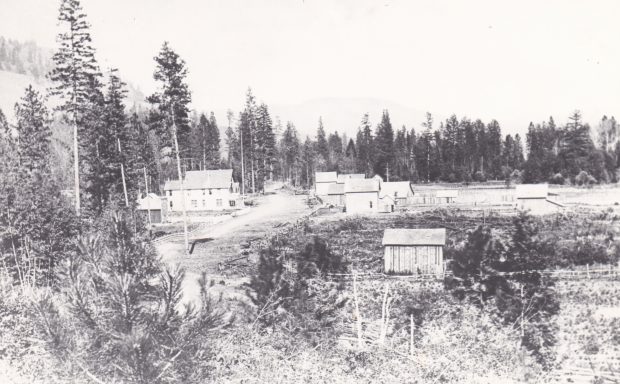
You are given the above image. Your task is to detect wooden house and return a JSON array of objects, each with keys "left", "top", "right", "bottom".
[
  {"left": 515, "top": 184, "right": 564, "bottom": 215},
  {"left": 137, "top": 193, "right": 164, "bottom": 224},
  {"left": 163, "top": 169, "right": 242, "bottom": 212},
  {"left": 315, "top": 171, "right": 338, "bottom": 196},
  {"left": 382, "top": 228, "right": 446, "bottom": 275},
  {"left": 344, "top": 178, "right": 380, "bottom": 214}
]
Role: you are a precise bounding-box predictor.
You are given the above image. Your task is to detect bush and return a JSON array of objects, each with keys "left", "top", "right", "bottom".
[
  {"left": 575, "top": 170, "right": 597, "bottom": 186},
  {"left": 549, "top": 173, "right": 565, "bottom": 185}
]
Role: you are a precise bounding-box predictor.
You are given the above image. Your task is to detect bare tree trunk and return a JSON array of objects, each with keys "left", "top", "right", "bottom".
[
  {"left": 117, "top": 138, "right": 129, "bottom": 207},
  {"left": 144, "top": 167, "right": 151, "bottom": 227},
  {"left": 353, "top": 272, "right": 363, "bottom": 349},
  {"left": 171, "top": 106, "right": 189, "bottom": 254},
  {"left": 73, "top": 118, "right": 80, "bottom": 216},
  {"left": 240, "top": 127, "right": 245, "bottom": 195}
]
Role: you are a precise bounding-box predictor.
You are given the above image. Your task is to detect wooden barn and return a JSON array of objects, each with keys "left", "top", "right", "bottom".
[
  {"left": 315, "top": 171, "right": 338, "bottom": 196},
  {"left": 382, "top": 228, "right": 446, "bottom": 275}
]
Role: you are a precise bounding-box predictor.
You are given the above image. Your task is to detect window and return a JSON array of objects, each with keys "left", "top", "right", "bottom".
[
  {"left": 203, "top": 189, "right": 206, "bottom": 195},
  {"left": 191, "top": 200, "right": 197, "bottom": 208},
  {"left": 369, "top": 201, "right": 373, "bottom": 208},
  {"left": 202, "top": 200, "right": 206, "bottom": 208},
  {"left": 167, "top": 190, "right": 172, "bottom": 196},
  {"left": 229, "top": 200, "right": 236, "bottom": 207},
  {"left": 170, "top": 201, "right": 173, "bottom": 208},
  {"left": 208, "top": 189, "right": 212, "bottom": 195},
  {"left": 394, "top": 191, "right": 398, "bottom": 197},
  {"left": 216, "top": 199, "right": 222, "bottom": 207}
]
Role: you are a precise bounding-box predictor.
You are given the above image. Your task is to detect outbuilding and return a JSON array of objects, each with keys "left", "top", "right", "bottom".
[
  {"left": 436, "top": 189, "right": 458, "bottom": 204},
  {"left": 382, "top": 228, "right": 446, "bottom": 275},
  {"left": 344, "top": 178, "right": 380, "bottom": 214},
  {"left": 315, "top": 171, "right": 338, "bottom": 196},
  {"left": 515, "top": 184, "right": 564, "bottom": 215},
  {"left": 137, "top": 193, "right": 163, "bottom": 224}
]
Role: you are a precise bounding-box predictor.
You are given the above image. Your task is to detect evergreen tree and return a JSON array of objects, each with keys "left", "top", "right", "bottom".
[
  {"left": 148, "top": 42, "right": 192, "bottom": 173},
  {"left": 49, "top": 0, "right": 102, "bottom": 216},
  {"left": 14, "top": 86, "right": 51, "bottom": 173},
  {"left": 373, "top": 110, "right": 395, "bottom": 180},
  {"left": 327, "top": 131, "right": 343, "bottom": 170},
  {"left": 355, "top": 113, "right": 374, "bottom": 176},
  {"left": 315, "top": 117, "right": 329, "bottom": 170}
]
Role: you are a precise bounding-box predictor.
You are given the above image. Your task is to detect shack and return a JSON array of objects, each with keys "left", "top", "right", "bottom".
[
  {"left": 382, "top": 228, "right": 446, "bottom": 275},
  {"left": 137, "top": 193, "right": 163, "bottom": 224},
  {"left": 515, "top": 184, "right": 565, "bottom": 215},
  {"left": 344, "top": 178, "right": 380, "bottom": 214},
  {"left": 315, "top": 171, "right": 338, "bottom": 196}
]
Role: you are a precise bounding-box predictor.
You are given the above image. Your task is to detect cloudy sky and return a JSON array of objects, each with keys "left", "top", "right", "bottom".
[{"left": 2, "top": 0, "right": 620, "bottom": 135}]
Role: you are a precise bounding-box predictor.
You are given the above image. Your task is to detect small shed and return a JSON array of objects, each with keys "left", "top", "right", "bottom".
[
  {"left": 315, "top": 171, "right": 338, "bottom": 196},
  {"left": 382, "top": 228, "right": 446, "bottom": 275},
  {"left": 344, "top": 178, "right": 380, "bottom": 214},
  {"left": 515, "top": 184, "right": 564, "bottom": 215},
  {"left": 137, "top": 193, "right": 163, "bottom": 224},
  {"left": 324, "top": 183, "right": 345, "bottom": 206}
]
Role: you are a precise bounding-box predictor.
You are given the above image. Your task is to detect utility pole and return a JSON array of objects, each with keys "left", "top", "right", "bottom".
[
  {"left": 117, "top": 138, "right": 129, "bottom": 207},
  {"left": 170, "top": 104, "right": 190, "bottom": 254},
  {"left": 143, "top": 167, "right": 151, "bottom": 227},
  {"left": 240, "top": 123, "right": 245, "bottom": 196},
  {"left": 73, "top": 114, "right": 80, "bottom": 217}
]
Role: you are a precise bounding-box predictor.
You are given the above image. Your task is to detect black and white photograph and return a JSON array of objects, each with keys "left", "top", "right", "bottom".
[{"left": 1, "top": 0, "right": 620, "bottom": 382}]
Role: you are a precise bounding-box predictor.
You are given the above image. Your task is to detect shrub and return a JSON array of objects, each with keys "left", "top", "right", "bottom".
[
  {"left": 575, "top": 170, "right": 596, "bottom": 186},
  {"left": 549, "top": 173, "right": 565, "bottom": 185}
]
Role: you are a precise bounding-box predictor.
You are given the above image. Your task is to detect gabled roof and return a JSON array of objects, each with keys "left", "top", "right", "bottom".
[
  {"left": 327, "top": 183, "right": 345, "bottom": 195},
  {"left": 344, "top": 178, "right": 380, "bottom": 193},
  {"left": 164, "top": 169, "right": 234, "bottom": 191},
  {"left": 436, "top": 189, "right": 458, "bottom": 198},
  {"left": 380, "top": 181, "right": 414, "bottom": 198},
  {"left": 337, "top": 173, "right": 365, "bottom": 183},
  {"left": 382, "top": 228, "right": 446, "bottom": 246},
  {"left": 516, "top": 184, "right": 548, "bottom": 199},
  {"left": 137, "top": 193, "right": 162, "bottom": 210},
  {"left": 315, "top": 171, "right": 338, "bottom": 183}
]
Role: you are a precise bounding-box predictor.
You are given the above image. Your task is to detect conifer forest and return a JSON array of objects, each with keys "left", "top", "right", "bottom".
[{"left": 1, "top": 1, "right": 619, "bottom": 383}]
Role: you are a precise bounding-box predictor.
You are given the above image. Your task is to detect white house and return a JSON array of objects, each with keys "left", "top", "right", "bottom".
[
  {"left": 137, "top": 193, "right": 164, "bottom": 224},
  {"left": 163, "top": 169, "right": 242, "bottom": 212},
  {"left": 515, "top": 184, "right": 564, "bottom": 215},
  {"left": 344, "top": 178, "right": 380, "bottom": 214},
  {"left": 315, "top": 171, "right": 338, "bottom": 196},
  {"left": 436, "top": 189, "right": 458, "bottom": 203}
]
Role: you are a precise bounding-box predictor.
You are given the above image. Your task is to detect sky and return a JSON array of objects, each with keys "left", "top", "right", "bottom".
[{"left": 2, "top": 0, "right": 620, "bottom": 136}]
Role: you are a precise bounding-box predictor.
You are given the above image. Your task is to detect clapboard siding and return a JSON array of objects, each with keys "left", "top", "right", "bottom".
[{"left": 384, "top": 245, "right": 443, "bottom": 274}]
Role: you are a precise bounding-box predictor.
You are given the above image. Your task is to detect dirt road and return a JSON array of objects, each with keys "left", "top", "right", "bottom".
[{"left": 155, "top": 188, "right": 312, "bottom": 304}]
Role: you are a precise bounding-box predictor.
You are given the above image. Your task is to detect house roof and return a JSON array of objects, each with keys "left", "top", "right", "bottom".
[
  {"left": 380, "top": 181, "right": 414, "bottom": 198},
  {"left": 327, "top": 183, "right": 345, "bottom": 195},
  {"left": 516, "top": 184, "right": 548, "bottom": 199},
  {"left": 344, "top": 178, "right": 380, "bottom": 193},
  {"left": 164, "top": 169, "right": 234, "bottom": 191},
  {"left": 315, "top": 171, "right": 338, "bottom": 183},
  {"left": 436, "top": 189, "right": 458, "bottom": 198},
  {"left": 337, "top": 173, "right": 365, "bottom": 183},
  {"left": 382, "top": 228, "right": 446, "bottom": 246},
  {"left": 137, "top": 193, "right": 162, "bottom": 210}
]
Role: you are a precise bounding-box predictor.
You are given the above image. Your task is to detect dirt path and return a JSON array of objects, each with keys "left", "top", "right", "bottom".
[{"left": 154, "top": 188, "right": 312, "bottom": 304}]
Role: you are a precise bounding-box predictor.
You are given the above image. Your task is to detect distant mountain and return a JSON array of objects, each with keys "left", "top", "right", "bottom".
[{"left": 0, "top": 37, "right": 53, "bottom": 80}]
